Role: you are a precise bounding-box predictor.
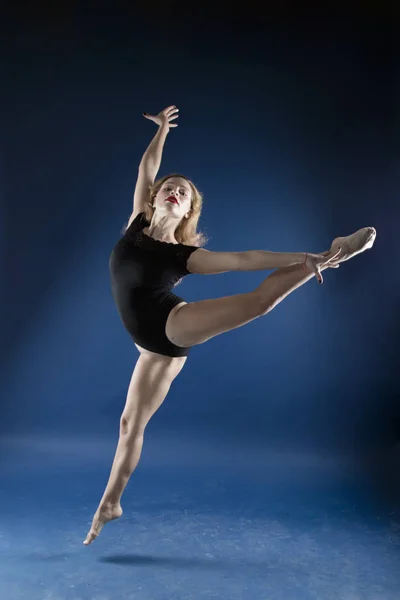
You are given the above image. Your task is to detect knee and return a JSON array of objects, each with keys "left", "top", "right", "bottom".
[
  {"left": 120, "top": 414, "right": 146, "bottom": 438},
  {"left": 120, "top": 415, "right": 130, "bottom": 435},
  {"left": 253, "top": 291, "right": 275, "bottom": 317}
]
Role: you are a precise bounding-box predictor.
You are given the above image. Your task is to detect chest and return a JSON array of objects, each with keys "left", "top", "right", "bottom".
[
  {"left": 111, "top": 238, "right": 182, "bottom": 289},
  {"left": 142, "top": 227, "right": 177, "bottom": 245}
]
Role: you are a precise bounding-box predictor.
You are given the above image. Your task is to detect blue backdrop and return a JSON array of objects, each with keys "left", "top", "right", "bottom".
[{"left": 3, "top": 13, "right": 398, "bottom": 481}]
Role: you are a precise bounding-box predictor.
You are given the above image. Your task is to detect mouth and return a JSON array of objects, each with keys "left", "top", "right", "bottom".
[{"left": 166, "top": 196, "right": 178, "bottom": 205}]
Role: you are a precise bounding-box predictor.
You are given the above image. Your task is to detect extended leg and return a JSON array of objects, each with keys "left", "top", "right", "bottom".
[
  {"left": 253, "top": 251, "right": 331, "bottom": 309},
  {"left": 260, "top": 228, "right": 377, "bottom": 307},
  {"left": 166, "top": 253, "right": 336, "bottom": 348},
  {"left": 166, "top": 224, "right": 376, "bottom": 348}
]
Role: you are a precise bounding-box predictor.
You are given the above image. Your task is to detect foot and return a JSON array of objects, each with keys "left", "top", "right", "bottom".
[
  {"left": 83, "top": 502, "right": 123, "bottom": 546},
  {"left": 330, "top": 227, "right": 376, "bottom": 264}
]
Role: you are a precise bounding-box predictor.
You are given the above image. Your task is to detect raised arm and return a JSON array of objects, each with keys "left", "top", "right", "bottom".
[{"left": 127, "top": 106, "right": 179, "bottom": 226}]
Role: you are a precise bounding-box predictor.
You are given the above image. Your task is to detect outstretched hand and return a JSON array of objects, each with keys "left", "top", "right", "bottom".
[
  {"left": 143, "top": 105, "right": 179, "bottom": 130},
  {"left": 304, "top": 248, "right": 342, "bottom": 284}
]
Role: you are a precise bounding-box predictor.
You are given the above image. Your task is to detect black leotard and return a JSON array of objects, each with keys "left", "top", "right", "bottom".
[{"left": 109, "top": 212, "right": 199, "bottom": 357}]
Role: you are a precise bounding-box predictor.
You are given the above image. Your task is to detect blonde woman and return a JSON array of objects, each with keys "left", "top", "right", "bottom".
[{"left": 84, "top": 105, "right": 376, "bottom": 545}]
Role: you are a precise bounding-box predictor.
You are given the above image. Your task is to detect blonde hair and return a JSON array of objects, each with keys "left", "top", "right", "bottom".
[{"left": 124, "top": 173, "right": 208, "bottom": 247}]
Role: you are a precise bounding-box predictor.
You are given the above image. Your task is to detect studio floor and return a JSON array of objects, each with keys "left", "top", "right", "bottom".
[{"left": 1, "top": 434, "right": 399, "bottom": 600}]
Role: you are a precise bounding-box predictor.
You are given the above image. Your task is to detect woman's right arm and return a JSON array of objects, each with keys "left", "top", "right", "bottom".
[
  {"left": 139, "top": 123, "right": 170, "bottom": 178},
  {"left": 128, "top": 106, "right": 179, "bottom": 224}
]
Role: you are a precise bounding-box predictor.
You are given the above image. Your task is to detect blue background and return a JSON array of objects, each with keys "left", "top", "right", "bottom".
[
  {"left": 3, "top": 13, "right": 397, "bottom": 454},
  {"left": 2, "top": 5, "right": 399, "bottom": 599}
]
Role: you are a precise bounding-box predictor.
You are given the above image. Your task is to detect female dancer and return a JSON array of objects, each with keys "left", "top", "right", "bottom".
[{"left": 84, "top": 105, "right": 376, "bottom": 545}]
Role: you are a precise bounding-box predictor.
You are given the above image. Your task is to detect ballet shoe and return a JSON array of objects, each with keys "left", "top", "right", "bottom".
[{"left": 330, "top": 227, "right": 376, "bottom": 264}]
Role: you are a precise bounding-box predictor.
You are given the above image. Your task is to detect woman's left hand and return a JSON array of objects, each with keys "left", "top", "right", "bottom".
[{"left": 304, "top": 248, "right": 342, "bottom": 284}]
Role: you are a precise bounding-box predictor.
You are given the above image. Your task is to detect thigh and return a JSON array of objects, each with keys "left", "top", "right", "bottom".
[
  {"left": 165, "top": 291, "right": 264, "bottom": 348},
  {"left": 121, "top": 353, "right": 186, "bottom": 430}
]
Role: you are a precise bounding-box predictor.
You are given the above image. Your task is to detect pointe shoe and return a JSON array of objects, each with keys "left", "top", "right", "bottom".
[{"left": 330, "top": 227, "right": 376, "bottom": 264}]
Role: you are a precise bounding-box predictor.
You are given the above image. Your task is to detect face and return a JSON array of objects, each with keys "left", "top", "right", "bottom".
[{"left": 154, "top": 177, "right": 192, "bottom": 219}]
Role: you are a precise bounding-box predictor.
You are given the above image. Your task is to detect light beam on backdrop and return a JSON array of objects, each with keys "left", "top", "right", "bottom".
[{"left": 3, "top": 220, "right": 129, "bottom": 434}]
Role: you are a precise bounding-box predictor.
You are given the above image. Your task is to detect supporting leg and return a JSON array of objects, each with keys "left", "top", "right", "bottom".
[{"left": 83, "top": 353, "right": 186, "bottom": 545}]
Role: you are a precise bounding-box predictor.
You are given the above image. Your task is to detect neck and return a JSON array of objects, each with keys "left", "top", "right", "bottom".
[{"left": 147, "top": 211, "right": 180, "bottom": 243}]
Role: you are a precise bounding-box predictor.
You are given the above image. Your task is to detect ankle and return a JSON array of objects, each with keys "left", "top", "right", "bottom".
[{"left": 100, "top": 498, "right": 120, "bottom": 509}]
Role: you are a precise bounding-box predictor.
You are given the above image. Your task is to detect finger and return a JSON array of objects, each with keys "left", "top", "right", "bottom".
[
  {"left": 311, "top": 267, "right": 321, "bottom": 284},
  {"left": 313, "top": 266, "right": 322, "bottom": 284},
  {"left": 168, "top": 113, "right": 179, "bottom": 121},
  {"left": 323, "top": 250, "right": 339, "bottom": 265},
  {"left": 325, "top": 249, "right": 342, "bottom": 265},
  {"left": 330, "top": 247, "right": 342, "bottom": 259},
  {"left": 166, "top": 106, "right": 179, "bottom": 116},
  {"left": 169, "top": 123, "right": 178, "bottom": 127}
]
